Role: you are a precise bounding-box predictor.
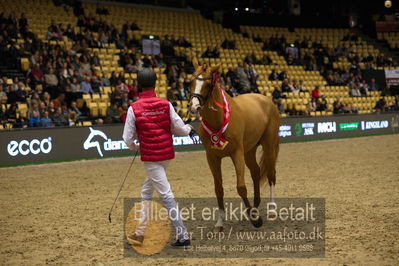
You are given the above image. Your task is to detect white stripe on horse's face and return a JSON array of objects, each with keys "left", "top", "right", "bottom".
[{"left": 191, "top": 75, "right": 204, "bottom": 113}]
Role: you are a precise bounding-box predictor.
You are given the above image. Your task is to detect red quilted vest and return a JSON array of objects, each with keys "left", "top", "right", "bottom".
[{"left": 132, "top": 90, "right": 174, "bottom": 162}]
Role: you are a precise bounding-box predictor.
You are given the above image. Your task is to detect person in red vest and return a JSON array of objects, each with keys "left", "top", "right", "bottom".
[{"left": 123, "top": 67, "right": 193, "bottom": 247}]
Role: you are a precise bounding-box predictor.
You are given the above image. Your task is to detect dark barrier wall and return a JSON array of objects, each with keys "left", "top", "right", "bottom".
[{"left": 1, "top": 112, "right": 399, "bottom": 166}]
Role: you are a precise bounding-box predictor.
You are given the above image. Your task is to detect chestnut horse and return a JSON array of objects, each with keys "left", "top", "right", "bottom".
[{"left": 190, "top": 58, "right": 280, "bottom": 231}]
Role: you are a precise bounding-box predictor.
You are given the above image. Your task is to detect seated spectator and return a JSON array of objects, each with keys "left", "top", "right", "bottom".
[
  {"left": 236, "top": 63, "right": 250, "bottom": 93},
  {"left": 44, "top": 68, "right": 59, "bottom": 98},
  {"left": 212, "top": 46, "right": 220, "bottom": 58},
  {"left": 296, "top": 80, "right": 308, "bottom": 92},
  {"left": 0, "top": 105, "right": 6, "bottom": 125},
  {"left": 7, "top": 84, "right": 18, "bottom": 104},
  {"left": 53, "top": 107, "right": 68, "bottom": 126},
  {"left": 308, "top": 98, "right": 317, "bottom": 112},
  {"left": 142, "top": 55, "right": 152, "bottom": 68},
  {"left": 244, "top": 52, "right": 258, "bottom": 64},
  {"left": 29, "top": 63, "right": 44, "bottom": 88},
  {"left": 161, "top": 35, "right": 175, "bottom": 56},
  {"left": 281, "top": 79, "right": 290, "bottom": 93},
  {"left": 47, "top": 101, "right": 56, "bottom": 117},
  {"left": 99, "top": 72, "right": 111, "bottom": 87},
  {"left": 90, "top": 51, "right": 101, "bottom": 66},
  {"left": 119, "top": 102, "right": 128, "bottom": 123},
  {"left": 202, "top": 46, "right": 214, "bottom": 58},
  {"left": 262, "top": 40, "right": 271, "bottom": 51},
  {"left": 53, "top": 93, "right": 66, "bottom": 108},
  {"left": 28, "top": 110, "right": 41, "bottom": 127},
  {"left": 130, "top": 21, "right": 141, "bottom": 31},
  {"left": 350, "top": 103, "right": 359, "bottom": 114},
  {"left": 124, "top": 59, "right": 136, "bottom": 73},
  {"left": 0, "top": 84, "right": 8, "bottom": 104},
  {"left": 106, "top": 101, "right": 121, "bottom": 123},
  {"left": 226, "top": 67, "right": 240, "bottom": 91},
  {"left": 360, "top": 83, "right": 369, "bottom": 97},
  {"left": 46, "top": 26, "right": 59, "bottom": 41},
  {"left": 176, "top": 36, "right": 192, "bottom": 47},
  {"left": 374, "top": 98, "right": 386, "bottom": 112},
  {"left": 5, "top": 104, "right": 17, "bottom": 124},
  {"left": 312, "top": 86, "right": 321, "bottom": 98},
  {"left": 351, "top": 85, "right": 361, "bottom": 97},
  {"left": 70, "top": 77, "right": 81, "bottom": 92},
  {"left": 127, "top": 80, "right": 139, "bottom": 101},
  {"left": 268, "top": 69, "right": 279, "bottom": 81},
  {"left": 272, "top": 85, "right": 286, "bottom": 102},
  {"left": 78, "top": 57, "right": 92, "bottom": 77},
  {"left": 333, "top": 97, "right": 344, "bottom": 114},
  {"left": 120, "top": 92, "right": 130, "bottom": 106},
  {"left": 167, "top": 82, "right": 178, "bottom": 103},
  {"left": 287, "top": 79, "right": 297, "bottom": 93},
  {"left": 316, "top": 97, "right": 328, "bottom": 111},
  {"left": 238, "top": 72, "right": 251, "bottom": 94},
  {"left": 275, "top": 98, "right": 285, "bottom": 114},
  {"left": 177, "top": 82, "right": 189, "bottom": 101},
  {"left": 224, "top": 84, "right": 235, "bottom": 97},
  {"left": 278, "top": 69, "right": 287, "bottom": 81},
  {"left": 90, "top": 75, "right": 102, "bottom": 93},
  {"left": 116, "top": 79, "right": 128, "bottom": 93},
  {"left": 68, "top": 112, "right": 77, "bottom": 126},
  {"left": 260, "top": 54, "right": 272, "bottom": 65},
  {"left": 68, "top": 101, "right": 82, "bottom": 118},
  {"left": 178, "top": 71, "right": 187, "bottom": 85},
  {"left": 368, "top": 78, "right": 379, "bottom": 91},
  {"left": 246, "top": 64, "right": 259, "bottom": 86},
  {"left": 40, "top": 111, "right": 53, "bottom": 127},
  {"left": 36, "top": 102, "right": 46, "bottom": 117},
  {"left": 221, "top": 38, "right": 235, "bottom": 49},
  {"left": 80, "top": 76, "right": 94, "bottom": 94},
  {"left": 342, "top": 103, "right": 351, "bottom": 113},
  {"left": 14, "top": 110, "right": 28, "bottom": 128}
]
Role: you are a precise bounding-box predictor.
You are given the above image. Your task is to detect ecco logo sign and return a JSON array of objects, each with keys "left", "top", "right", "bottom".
[
  {"left": 317, "top": 122, "right": 336, "bottom": 133},
  {"left": 7, "top": 137, "right": 52, "bottom": 156}
]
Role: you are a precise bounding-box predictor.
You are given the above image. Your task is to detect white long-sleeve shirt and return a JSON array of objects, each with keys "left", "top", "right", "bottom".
[{"left": 123, "top": 103, "right": 192, "bottom": 151}]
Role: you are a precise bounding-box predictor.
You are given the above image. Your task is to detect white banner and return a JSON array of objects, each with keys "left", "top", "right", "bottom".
[{"left": 384, "top": 69, "right": 399, "bottom": 86}]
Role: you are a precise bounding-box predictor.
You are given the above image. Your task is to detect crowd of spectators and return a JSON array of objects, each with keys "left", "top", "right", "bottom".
[
  {"left": 1, "top": 6, "right": 399, "bottom": 129},
  {"left": 257, "top": 32, "right": 399, "bottom": 114},
  {"left": 0, "top": 9, "right": 148, "bottom": 128}
]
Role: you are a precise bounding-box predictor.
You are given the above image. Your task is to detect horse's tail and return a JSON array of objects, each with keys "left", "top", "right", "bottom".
[{"left": 259, "top": 114, "right": 280, "bottom": 187}]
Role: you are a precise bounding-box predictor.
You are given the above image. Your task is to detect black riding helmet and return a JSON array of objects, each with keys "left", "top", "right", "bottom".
[{"left": 137, "top": 67, "right": 157, "bottom": 91}]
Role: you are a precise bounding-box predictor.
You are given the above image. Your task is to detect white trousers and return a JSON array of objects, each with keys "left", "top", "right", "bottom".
[{"left": 135, "top": 160, "right": 188, "bottom": 241}]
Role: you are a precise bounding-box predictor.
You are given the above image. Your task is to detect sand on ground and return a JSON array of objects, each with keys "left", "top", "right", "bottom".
[{"left": 0, "top": 134, "right": 398, "bottom": 265}]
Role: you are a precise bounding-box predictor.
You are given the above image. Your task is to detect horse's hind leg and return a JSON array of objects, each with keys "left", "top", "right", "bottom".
[
  {"left": 244, "top": 146, "right": 261, "bottom": 208},
  {"left": 244, "top": 146, "right": 263, "bottom": 228},
  {"left": 260, "top": 120, "right": 280, "bottom": 203},
  {"left": 232, "top": 148, "right": 262, "bottom": 228},
  {"left": 231, "top": 149, "right": 249, "bottom": 206}
]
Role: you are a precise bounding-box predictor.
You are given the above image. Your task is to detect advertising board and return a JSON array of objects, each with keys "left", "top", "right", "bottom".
[{"left": 1, "top": 113, "right": 398, "bottom": 166}]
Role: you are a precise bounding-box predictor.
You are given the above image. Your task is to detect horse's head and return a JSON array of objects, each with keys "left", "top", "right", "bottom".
[{"left": 190, "top": 57, "right": 220, "bottom": 114}]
